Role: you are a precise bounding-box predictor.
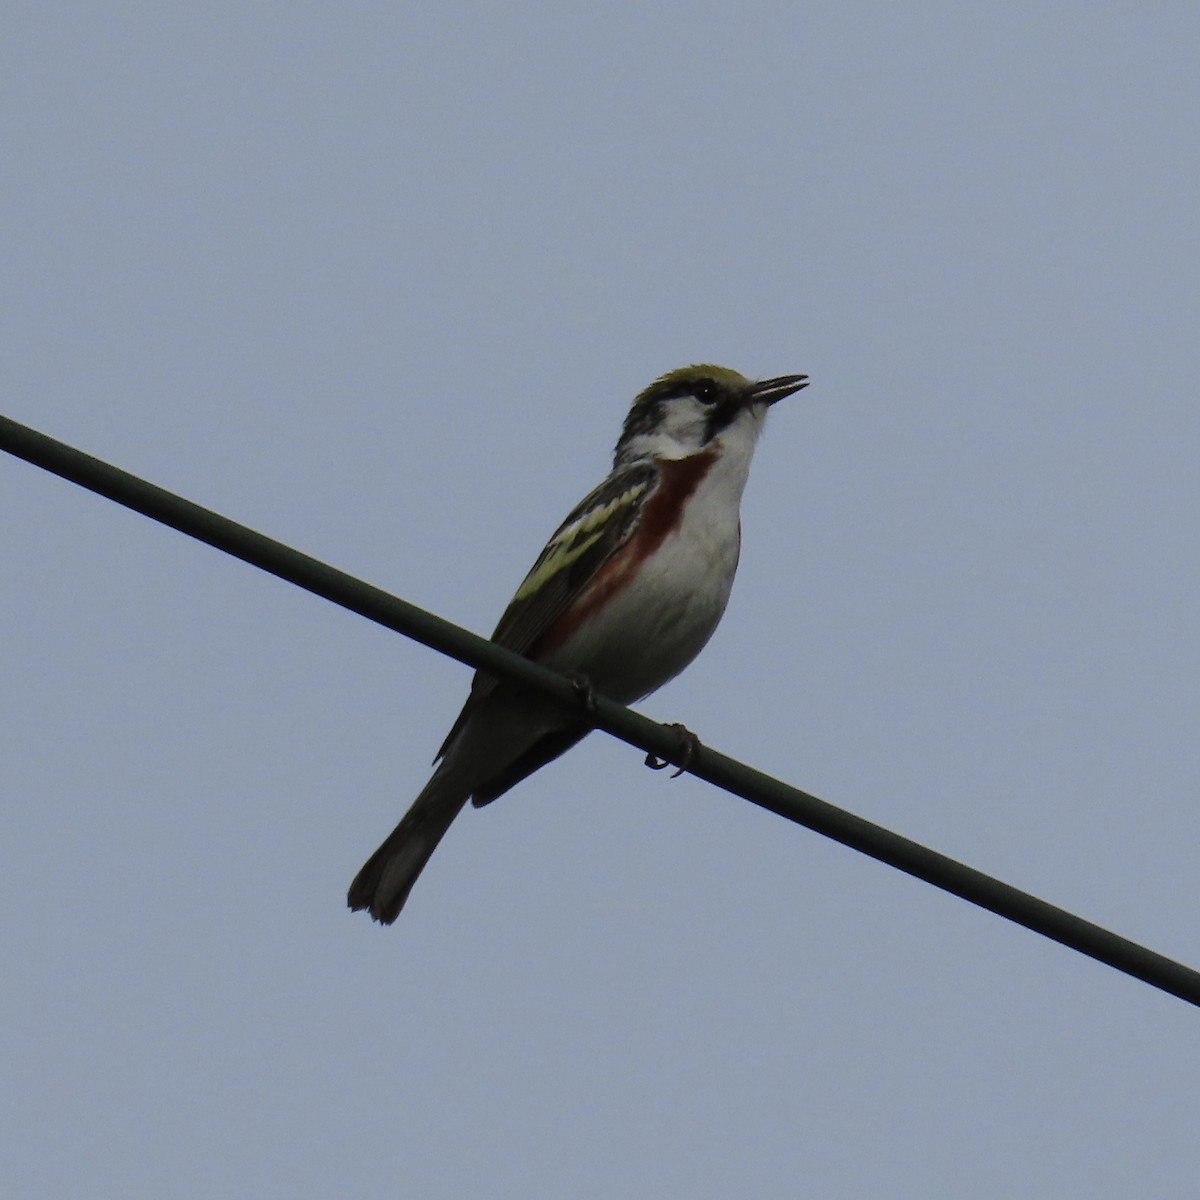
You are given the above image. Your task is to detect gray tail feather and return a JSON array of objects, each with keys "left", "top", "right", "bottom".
[{"left": 347, "top": 770, "right": 469, "bottom": 924}]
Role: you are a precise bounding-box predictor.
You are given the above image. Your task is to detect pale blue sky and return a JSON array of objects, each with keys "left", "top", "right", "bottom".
[{"left": 3, "top": 4, "right": 1199, "bottom": 1196}]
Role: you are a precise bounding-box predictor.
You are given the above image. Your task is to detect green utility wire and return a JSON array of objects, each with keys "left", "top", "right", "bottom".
[{"left": 2, "top": 411, "right": 1198, "bottom": 1008}]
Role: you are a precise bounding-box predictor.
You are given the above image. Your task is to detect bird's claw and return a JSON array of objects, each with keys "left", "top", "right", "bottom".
[
  {"left": 567, "top": 672, "right": 598, "bottom": 718},
  {"left": 645, "top": 722, "right": 701, "bottom": 778}
]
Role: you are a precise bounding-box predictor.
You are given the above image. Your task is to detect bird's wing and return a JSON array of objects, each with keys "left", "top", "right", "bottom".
[
  {"left": 434, "top": 460, "right": 659, "bottom": 761},
  {"left": 490, "top": 461, "right": 659, "bottom": 655}
]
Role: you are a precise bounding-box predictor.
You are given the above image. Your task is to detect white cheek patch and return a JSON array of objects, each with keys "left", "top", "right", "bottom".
[{"left": 658, "top": 398, "right": 714, "bottom": 448}]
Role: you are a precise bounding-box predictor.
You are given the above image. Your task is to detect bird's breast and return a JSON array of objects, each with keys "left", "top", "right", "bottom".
[{"left": 539, "top": 448, "right": 750, "bottom": 703}]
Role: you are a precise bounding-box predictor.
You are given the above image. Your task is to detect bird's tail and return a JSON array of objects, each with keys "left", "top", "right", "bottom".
[{"left": 347, "top": 767, "right": 469, "bottom": 924}]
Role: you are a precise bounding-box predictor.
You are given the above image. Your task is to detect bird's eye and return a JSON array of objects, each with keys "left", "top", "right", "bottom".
[{"left": 693, "top": 380, "right": 719, "bottom": 406}]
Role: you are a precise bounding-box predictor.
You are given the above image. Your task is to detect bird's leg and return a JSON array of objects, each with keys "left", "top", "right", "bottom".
[
  {"left": 645, "top": 722, "right": 702, "bottom": 778},
  {"left": 566, "top": 671, "right": 598, "bottom": 719}
]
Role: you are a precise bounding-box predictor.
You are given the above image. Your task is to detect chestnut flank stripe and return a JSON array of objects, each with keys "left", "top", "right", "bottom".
[{"left": 533, "top": 450, "right": 717, "bottom": 656}]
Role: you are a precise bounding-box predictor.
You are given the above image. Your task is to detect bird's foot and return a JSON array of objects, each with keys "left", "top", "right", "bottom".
[
  {"left": 645, "top": 722, "right": 701, "bottom": 778},
  {"left": 566, "top": 672, "right": 598, "bottom": 718}
]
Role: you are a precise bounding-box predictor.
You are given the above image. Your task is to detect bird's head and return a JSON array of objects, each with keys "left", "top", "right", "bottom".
[{"left": 613, "top": 364, "right": 809, "bottom": 466}]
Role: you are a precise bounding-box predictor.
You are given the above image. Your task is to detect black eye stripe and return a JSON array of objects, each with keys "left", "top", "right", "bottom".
[{"left": 691, "top": 379, "right": 719, "bottom": 405}]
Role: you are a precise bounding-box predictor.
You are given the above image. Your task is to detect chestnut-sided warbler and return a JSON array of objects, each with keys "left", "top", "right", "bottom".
[{"left": 348, "top": 364, "right": 809, "bottom": 922}]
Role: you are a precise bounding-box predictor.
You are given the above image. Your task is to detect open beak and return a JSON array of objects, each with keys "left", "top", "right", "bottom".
[{"left": 751, "top": 374, "right": 810, "bottom": 406}]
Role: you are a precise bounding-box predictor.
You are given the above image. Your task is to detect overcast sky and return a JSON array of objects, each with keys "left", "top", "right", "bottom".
[{"left": 3, "top": 4, "right": 1199, "bottom": 1196}]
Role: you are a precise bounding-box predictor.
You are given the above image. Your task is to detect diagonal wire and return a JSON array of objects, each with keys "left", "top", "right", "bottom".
[{"left": 2, "top": 410, "right": 1198, "bottom": 1008}]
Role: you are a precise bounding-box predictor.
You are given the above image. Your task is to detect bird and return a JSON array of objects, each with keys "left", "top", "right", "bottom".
[{"left": 348, "top": 364, "right": 809, "bottom": 922}]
